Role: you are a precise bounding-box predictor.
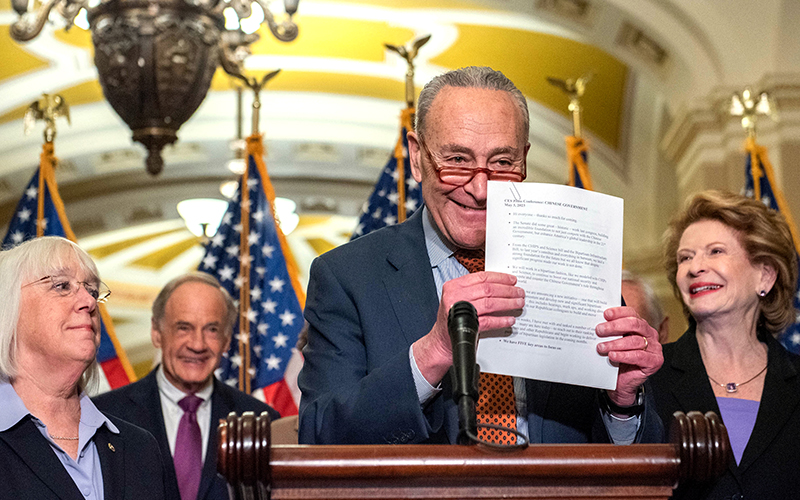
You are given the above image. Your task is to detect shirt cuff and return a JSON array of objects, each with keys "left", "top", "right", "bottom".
[
  {"left": 602, "top": 410, "right": 641, "bottom": 445},
  {"left": 409, "top": 346, "right": 441, "bottom": 405}
]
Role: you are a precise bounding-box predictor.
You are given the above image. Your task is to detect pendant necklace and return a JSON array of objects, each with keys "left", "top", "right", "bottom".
[{"left": 707, "top": 364, "right": 768, "bottom": 393}]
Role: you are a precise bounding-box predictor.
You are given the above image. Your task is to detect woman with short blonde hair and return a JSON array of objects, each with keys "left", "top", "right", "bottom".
[{"left": 651, "top": 191, "right": 800, "bottom": 499}]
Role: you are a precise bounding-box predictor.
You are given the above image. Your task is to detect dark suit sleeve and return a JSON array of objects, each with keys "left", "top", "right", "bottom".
[
  {"left": 298, "top": 255, "right": 442, "bottom": 445},
  {"left": 591, "top": 385, "right": 665, "bottom": 444}
]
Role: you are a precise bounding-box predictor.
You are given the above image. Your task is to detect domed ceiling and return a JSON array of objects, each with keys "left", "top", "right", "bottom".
[{"left": 1, "top": 0, "right": 793, "bottom": 373}]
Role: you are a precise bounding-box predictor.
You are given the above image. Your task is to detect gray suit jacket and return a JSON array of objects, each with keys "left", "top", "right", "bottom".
[{"left": 298, "top": 209, "right": 662, "bottom": 445}]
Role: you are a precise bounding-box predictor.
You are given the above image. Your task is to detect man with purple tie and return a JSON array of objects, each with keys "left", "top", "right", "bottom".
[{"left": 94, "top": 273, "right": 279, "bottom": 500}]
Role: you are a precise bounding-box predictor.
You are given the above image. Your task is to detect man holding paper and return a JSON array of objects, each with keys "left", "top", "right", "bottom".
[{"left": 298, "top": 66, "right": 664, "bottom": 445}]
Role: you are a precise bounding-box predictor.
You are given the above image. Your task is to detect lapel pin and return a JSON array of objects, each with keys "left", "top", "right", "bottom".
[{"left": 108, "top": 443, "right": 116, "bottom": 452}]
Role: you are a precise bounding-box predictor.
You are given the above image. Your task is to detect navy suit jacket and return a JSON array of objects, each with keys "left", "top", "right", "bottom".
[
  {"left": 298, "top": 209, "right": 662, "bottom": 445},
  {"left": 0, "top": 413, "right": 166, "bottom": 500},
  {"left": 650, "top": 326, "right": 800, "bottom": 499},
  {"left": 93, "top": 369, "right": 279, "bottom": 500}
]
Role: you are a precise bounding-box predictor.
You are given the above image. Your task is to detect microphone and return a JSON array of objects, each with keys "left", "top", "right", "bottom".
[{"left": 448, "top": 300, "right": 479, "bottom": 444}]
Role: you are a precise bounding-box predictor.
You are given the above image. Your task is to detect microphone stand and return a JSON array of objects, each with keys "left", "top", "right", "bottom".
[{"left": 448, "top": 301, "right": 479, "bottom": 445}]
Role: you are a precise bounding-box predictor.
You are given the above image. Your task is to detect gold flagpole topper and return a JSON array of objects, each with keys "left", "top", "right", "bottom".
[
  {"left": 24, "top": 93, "right": 70, "bottom": 143},
  {"left": 546, "top": 74, "right": 592, "bottom": 138}
]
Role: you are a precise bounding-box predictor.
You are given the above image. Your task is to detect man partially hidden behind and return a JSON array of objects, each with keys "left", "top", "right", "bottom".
[
  {"left": 622, "top": 270, "right": 670, "bottom": 344},
  {"left": 298, "top": 66, "right": 664, "bottom": 445},
  {"left": 94, "top": 273, "right": 279, "bottom": 500}
]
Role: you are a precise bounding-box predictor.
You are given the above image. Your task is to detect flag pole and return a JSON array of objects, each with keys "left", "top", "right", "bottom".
[
  {"left": 234, "top": 68, "right": 308, "bottom": 392},
  {"left": 548, "top": 74, "right": 594, "bottom": 190},
  {"left": 385, "top": 35, "right": 429, "bottom": 223},
  {"left": 23, "top": 94, "right": 137, "bottom": 383},
  {"left": 732, "top": 87, "right": 799, "bottom": 251}
]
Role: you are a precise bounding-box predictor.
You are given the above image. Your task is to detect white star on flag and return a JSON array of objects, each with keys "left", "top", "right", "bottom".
[
  {"left": 273, "top": 333, "right": 289, "bottom": 348},
  {"left": 218, "top": 265, "right": 235, "bottom": 281},
  {"left": 268, "top": 277, "right": 285, "bottom": 293},
  {"left": 262, "top": 299, "right": 277, "bottom": 313},
  {"left": 279, "top": 310, "right": 296, "bottom": 326},
  {"left": 246, "top": 308, "right": 258, "bottom": 323},
  {"left": 264, "top": 354, "right": 281, "bottom": 370},
  {"left": 202, "top": 254, "right": 218, "bottom": 269},
  {"left": 262, "top": 245, "right": 275, "bottom": 258},
  {"left": 18, "top": 208, "right": 31, "bottom": 222},
  {"left": 25, "top": 186, "right": 37, "bottom": 199}
]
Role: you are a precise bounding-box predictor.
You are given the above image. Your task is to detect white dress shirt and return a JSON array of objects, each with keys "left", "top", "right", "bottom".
[{"left": 156, "top": 366, "right": 214, "bottom": 462}]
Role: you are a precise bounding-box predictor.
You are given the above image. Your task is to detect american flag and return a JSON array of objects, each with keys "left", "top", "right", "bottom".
[
  {"left": 199, "top": 135, "right": 305, "bottom": 416},
  {"left": 351, "top": 107, "right": 422, "bottom": 239},
  {"left": 2, "top": 143, "right": 135, "bottom": 392},
  {"left": 566, "top": 136, "right": 593, "bottom": 190},
  {"left": 743, "top": 137, "right": 800, "bottom": 354}
]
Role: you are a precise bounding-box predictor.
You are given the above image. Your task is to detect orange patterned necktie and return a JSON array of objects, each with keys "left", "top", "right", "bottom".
[{"left": 453, "top": 248, "right": 518, "bottom": 444}]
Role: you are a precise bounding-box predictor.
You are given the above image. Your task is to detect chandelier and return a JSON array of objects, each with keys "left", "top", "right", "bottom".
[{"left": 10, "top": 0, "right": 299, "bottom": 175}]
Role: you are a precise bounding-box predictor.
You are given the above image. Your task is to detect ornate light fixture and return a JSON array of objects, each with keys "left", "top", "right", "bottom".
[
  {"left": 729, "top": 87, "right": 776, "bottom": 138},
  {"left": 10, "top": 0, "right": 299, "bottom": 175}
]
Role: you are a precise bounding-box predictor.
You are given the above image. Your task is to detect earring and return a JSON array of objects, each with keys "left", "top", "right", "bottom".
[{"left": 759, "top": 290, "right": 767, "bottom": 297}]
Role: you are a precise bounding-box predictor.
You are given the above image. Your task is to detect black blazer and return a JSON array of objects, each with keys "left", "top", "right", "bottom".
[
  {"left": 0, "top": 413, "right": 167, "bottom": 500},
  {"left": 649, "top": 326, "right": 800, "bottom": 499},
  {"left": 93, "top": 368, "right": 279, "bottom": 500}
]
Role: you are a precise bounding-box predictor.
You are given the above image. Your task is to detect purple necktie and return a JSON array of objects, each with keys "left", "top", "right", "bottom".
[{"left": 175, "top": 394, "right": 203, "bottom": 500}]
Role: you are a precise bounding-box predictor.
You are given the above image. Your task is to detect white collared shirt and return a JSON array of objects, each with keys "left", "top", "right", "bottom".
[{"left": 156, "top": 366, "right": 214, "bottom": 462}]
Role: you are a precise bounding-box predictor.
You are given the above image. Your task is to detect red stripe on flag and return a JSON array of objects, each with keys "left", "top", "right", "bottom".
[
  {"left": 260, "top": 380, "right": 298, "bottom": 417},
  {"left": 100, "top": 357, "right": 131, "bottom": 389}
]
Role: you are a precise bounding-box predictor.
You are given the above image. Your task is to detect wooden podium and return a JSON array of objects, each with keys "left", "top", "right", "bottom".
[{"left": 218, "top": 411, "right": 730, "bottom": 500}]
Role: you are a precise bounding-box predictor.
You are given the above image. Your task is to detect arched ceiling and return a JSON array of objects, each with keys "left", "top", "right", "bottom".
[{"left": 1, "top": 0, "right": 796, "bottom": 373}]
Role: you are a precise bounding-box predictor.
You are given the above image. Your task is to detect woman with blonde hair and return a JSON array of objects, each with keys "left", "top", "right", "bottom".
[
  {"left": 651, "top": 191, "right": 800, "bottom": 499},
  {"left": 0, "top": 237, "right": 166, "bottom": 499}
]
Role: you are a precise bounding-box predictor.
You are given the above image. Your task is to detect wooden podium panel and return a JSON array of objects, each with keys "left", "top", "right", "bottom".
[{"left": 218, "top": 412, "right": 729, "bottom": 500}]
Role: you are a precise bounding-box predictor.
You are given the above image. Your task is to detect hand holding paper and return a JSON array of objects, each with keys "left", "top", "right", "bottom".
[
  {"left": 596, "top": 306, "right": 663, "bottom": 406},
  {"left": 413, "top": 271, "right": 525, "bottom": 386}
]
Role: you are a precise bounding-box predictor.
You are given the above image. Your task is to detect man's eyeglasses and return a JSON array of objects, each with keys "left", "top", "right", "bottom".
[
  {"left": 420, "top": 139, "right": 526, "bottom": 186},
  {"left": 24, "top": 275, "right": 111, "bottom": 303}
]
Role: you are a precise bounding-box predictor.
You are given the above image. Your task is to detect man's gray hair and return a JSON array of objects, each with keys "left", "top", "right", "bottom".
[
  {"left": 415, "top": 66, "right": 530, "bottom": 141},
  {"left": 151, "top": 272, "right": 237, "bottom": 336},
  {"left": 622, "top": 270, "right": 665, "bottom": 329},
  {"left": 0, "top": 237, "right": 100, "bottom": 390}
]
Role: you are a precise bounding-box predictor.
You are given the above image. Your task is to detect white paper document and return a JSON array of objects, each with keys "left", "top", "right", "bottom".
[{"left": 478, "top": 181, "right": 624, "bottom": 390}]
